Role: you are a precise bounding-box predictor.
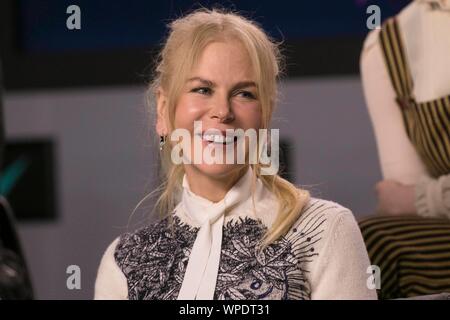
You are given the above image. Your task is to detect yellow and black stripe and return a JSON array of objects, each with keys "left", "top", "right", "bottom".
[
  {"left": 359, "top": 215, "right": 450, "bottom": 299},
  {"left": 379, "top": 17, "right": 450, "bottom": 178},
  {"left": 358, "top": 19, "right": 450, "bottom": 299}
]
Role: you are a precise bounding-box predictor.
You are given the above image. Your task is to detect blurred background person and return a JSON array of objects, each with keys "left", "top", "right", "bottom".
[{"left": 360, "top": 0, "right": 450, "bottom": 299}]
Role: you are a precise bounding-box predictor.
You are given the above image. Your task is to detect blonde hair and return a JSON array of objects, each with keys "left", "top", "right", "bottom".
[{"left": 145, "top": 8, "right": 310, "bottom": 246}]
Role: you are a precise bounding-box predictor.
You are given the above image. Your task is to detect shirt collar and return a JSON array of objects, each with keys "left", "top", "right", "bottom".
[{"left": 177, "top": 166, "right": 278, "bottom": 226}]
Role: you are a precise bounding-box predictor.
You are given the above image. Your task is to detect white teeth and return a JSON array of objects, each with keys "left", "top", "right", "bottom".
[{"left": 202, "top": 134, "right": 235, "bottom": 144}]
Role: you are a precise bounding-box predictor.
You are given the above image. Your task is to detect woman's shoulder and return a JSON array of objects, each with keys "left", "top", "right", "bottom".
[
  {"left": 95, "top": 216, "right": 181, "bottom": 299},
  {"left": 115, "top": 218, "right": 171, "bottom": 250},
  {"left": 295, "top": 196, "right": 355, "bottom": 229},
  {"left": 289, "top": 197, "right": 376, "bottom": 299},
  {"left": 285, "top": 196, "right": 361, "bottom": 262}
]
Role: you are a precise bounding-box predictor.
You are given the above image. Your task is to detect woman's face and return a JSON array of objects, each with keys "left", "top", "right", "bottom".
[{"left": 172, "top": 39, "right": 262, "bottom": 179}]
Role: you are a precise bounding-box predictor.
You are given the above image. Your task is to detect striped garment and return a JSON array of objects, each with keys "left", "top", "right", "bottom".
[
  {"left": 379, "top": 17, "right": 450, "bottom": 178},
  {"left": 358, "top": 215, "right": 450, "bottom": 299},
  {"left": 358, "top": 16, "right": 450, "bottom": 300}
]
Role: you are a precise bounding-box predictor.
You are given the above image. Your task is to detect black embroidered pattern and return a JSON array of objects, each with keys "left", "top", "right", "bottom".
[
  {"left": 115, "top": 201, "right": 327, "bottom": 300},
  {"left": 215, "top": 217, "right": 310, "bottom": 300},
  {"left": 114, "top": 216, "right": 198, "bottom": 300}
]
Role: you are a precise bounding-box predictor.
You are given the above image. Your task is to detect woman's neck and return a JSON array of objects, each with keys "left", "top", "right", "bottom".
[{"left": 183, "top": 166, "right": 249, "bottom": 202}]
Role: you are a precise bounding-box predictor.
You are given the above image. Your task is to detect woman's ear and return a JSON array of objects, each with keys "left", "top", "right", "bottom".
[{"left": 155, "top": 87, "right": 168, "bottom": 136}]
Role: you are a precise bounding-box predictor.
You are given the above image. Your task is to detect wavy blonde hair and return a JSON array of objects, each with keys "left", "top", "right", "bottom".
[{"left": 144, "top": 8, "right": 310, "bottom": 246}]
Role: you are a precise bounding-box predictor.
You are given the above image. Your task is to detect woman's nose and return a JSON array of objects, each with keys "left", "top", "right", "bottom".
[{"left": 211, "top": 95, "right": 235, "bottom": 122}]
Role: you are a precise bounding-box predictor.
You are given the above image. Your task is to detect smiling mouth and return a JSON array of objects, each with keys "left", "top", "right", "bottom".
[{"left": 196, "top": 133, "right": 240, "bottom": 145}]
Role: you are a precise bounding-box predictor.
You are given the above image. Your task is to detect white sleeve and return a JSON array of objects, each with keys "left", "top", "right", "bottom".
[
  {"left": 360, "top": 28, "right": 428, "bottom": 185},
  {"left": 94, "top": 237, "right": 128, "bottom": 300},
  {"left": 310, "top": 211, "right": 378, "bottom": 300},
  {"left": 415, "top": 173, "right": 450, "bottom": 219}
]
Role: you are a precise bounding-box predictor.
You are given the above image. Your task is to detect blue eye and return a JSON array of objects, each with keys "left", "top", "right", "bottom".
[
  {"left": 236, "top": 91, "right": 256, "bottom": 99},
  {"left": 191, "top": 87, "right": 211, "bottom": 95}
]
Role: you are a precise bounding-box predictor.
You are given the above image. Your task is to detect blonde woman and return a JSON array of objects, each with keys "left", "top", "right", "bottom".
[{"left": 94, "top": 9, "right": 376, "bottom": 300}]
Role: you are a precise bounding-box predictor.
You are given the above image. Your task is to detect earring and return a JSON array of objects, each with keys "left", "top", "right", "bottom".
[{"left": 159, "top": 135, "right": 167, "bottom": 151}]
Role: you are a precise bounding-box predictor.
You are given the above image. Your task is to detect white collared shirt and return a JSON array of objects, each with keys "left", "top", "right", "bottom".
[{"left": 94, "top": 173, "right": 376, "bottom": 300}]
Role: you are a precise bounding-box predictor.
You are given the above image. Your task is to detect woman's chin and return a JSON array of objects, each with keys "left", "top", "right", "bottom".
[{"left": 192, "top": 163, "right": 245, "bottom": 178}]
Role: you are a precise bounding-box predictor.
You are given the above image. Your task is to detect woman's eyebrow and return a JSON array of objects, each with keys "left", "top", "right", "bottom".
[
  {"left": 187, "top": 77, "right": 215, "bottom": 87},
  {"left": 232, "top": 81, "right": 257, "bottom": 90},
  {"left": 187, "top": 77, "right": 257, "bottom": 90}
]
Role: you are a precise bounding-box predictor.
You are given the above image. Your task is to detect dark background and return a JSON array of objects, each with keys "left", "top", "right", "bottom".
[{"left": 1, "top": 0, "right": 409, "bottom": 90}]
